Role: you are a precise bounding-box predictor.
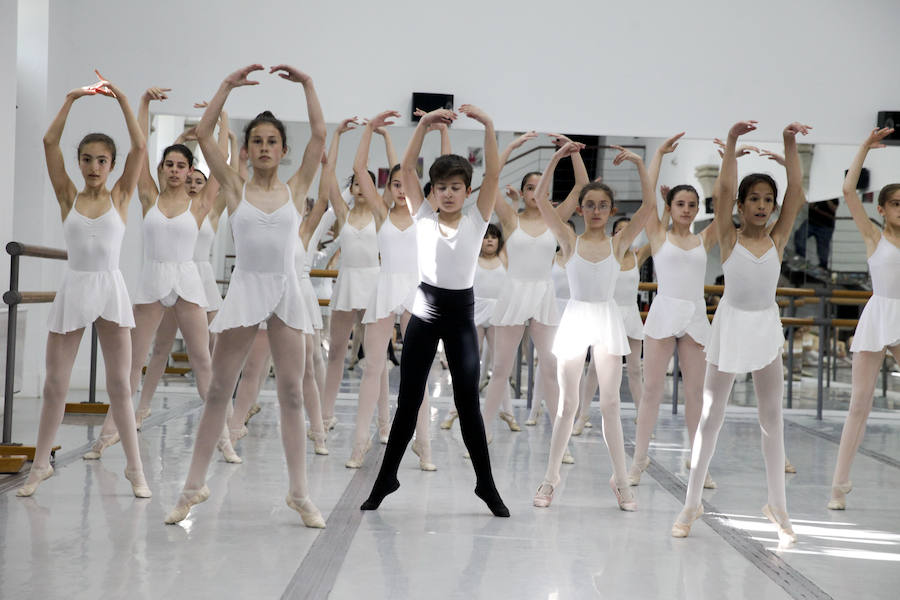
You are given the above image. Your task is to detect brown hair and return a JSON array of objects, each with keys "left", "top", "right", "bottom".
[
  {"left": 77, "top": 133, "right": 116, "bottom": 164},
  {"left": 877, "top": 183, "right": 900, "bottom": 207}
]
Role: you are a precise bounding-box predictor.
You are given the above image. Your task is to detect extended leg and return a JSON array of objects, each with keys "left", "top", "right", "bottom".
[
  {"left": 482, "top": 324, "right": 525, "bottom": 431},
  {"left": 135, "top": 308, "right": 177, "bottom": 424},
  {"left": 630, "top": 336, "right": 676, "bottom": 478},
  {"left": 322, "top": 309, "right": 360, "bottom": 424}
]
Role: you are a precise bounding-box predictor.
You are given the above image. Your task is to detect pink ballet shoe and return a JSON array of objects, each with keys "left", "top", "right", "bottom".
[
  {"left": 323, "top": 416, "right": 338, "bottom": 431},
  {"left": 784, "top": 458, "right": 797, "bottom": 474},
  {"left": 411, "top": 439, "right": 437, "bottom": 471},
  {"left": 307, "top": 430, "right": 329, "bottom": 455},
  {"left": 230, "top": 425, "right": 249, "bottom": 445},
  {"left": 244, "top": 403, "right": 262, "bottom": 424},
  {"left": 16, "top": 465, "right": 54, "bottom": 497},
  {"left": 82, "top": 432, "right": 120, "bottom": 460},
  {"left": 499, "top": 411, "right": 521, "bottom": 432},
  {"left": 533, "top": 482, "right": 554, "bottom": 508},
  {"left": 164, "top": 485, "right": 211, "bottom": 524},
  {"left": 827, "top": 482, "right": 852, "bottom": 510},
  {"left": 703, "top": 471, "right": 717, "bottom": 489},
  {"left": 562, "top": 450, "right": 575, "bottom": 465},
  {"left": 439, "top": 410, "right": 458, "bottom": 430},
  {"left": 609, "top": 476, "right": 637, "bottom": 511},
  {"left": 671, "top": 505, "right": 704, "bottom": 537},
  {"left": 286, "top": 495, "right": 326, "bottom": 529},
  {"left": 762, "top": 504, "right": 797, "bottom": 547},
  {"left": 124, "top": 468, "right": 152, "bottom": 498},
  {"left": 628, "top": 456, "right": 650, "bottom": 486},
  {"left": 572, "top": 415, "right": 589, "bottom": 436},
  {"left": 217, "top": 432, "right": 243, "bottom": 464},
  {"left": 345, "top": 439, "right": 372, "bottom": 469},
  {"left": 378, "top": 421, "right": 390, "bottom": 444},
  {"left": 135, "top": 407, "right": 151, "bottom": 430}
]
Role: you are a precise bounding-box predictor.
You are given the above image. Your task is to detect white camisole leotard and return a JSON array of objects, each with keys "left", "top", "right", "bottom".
[
  {"left": 330, "top": 214, "right": 380, "bottom": 311},
  {"left": 613, "top": 250, "right": 644, "bottom": 340},
  {"left": 491, "top": 220, "right": 560, "bottom": 326},
  {"left": 193, "top": 216, "right": 223, "bottom": 312},
  {"left": 363, "top": 216, "right": 418, "bottom": 323},
  {"left": 643, "top": 233, "right": 710, "bottom": 344},
  {"left": 704, "top": 238, "right": 784, "bottom": 373},
  {"left": 473, "top": 261, "right": 507, "bottom": 327},
  {"left": 209, "top": 184, "right": 313, "bottom": 333},
  {"left": 134, "top": 197, "right": 207, "bottom": 308},
  {"left": 851, "top": 236, "right": 900, "bottom": 352},
  {"left": 552, "top": 238, "right": 630, "bottom": 359},
  {"left": 48, "top": 196, "right": 135, "bottom": 333}
]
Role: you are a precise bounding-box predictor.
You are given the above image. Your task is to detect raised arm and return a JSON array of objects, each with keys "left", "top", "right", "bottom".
[
  {"left": 842, "top": 127, "right": 890, "bottom": 252},
  {"left": 274, "top": 65, "right": 327, "bottom": 212},
  {"left": 300, "top": 152, "right": 332, "bottom": 246},
  {"left": 326, "top": 118, "right": 357, "bottom": 225},
  {"left": 495, "top": 131, "right": 538, "bottom": 228},
  {"left": 716, "top": 121, "right": 758, "bottom": 256},
  {"left": 197, "top": 65, "right": 262, "bottom": 213},
  {"left": 546, "top": 133, "right": 589, "bottom": 221},
  {"left": 460, "top": 105, "right": 499, "bottom": 221},
  {"left": 43, "top": 87, "right": 94, "bottom": 212},
  {"left": 770, "top": 122, "right": 812, "bottom": 251},
  {"left": 374, "top": 124, "right": 399, "bottom": 167},
  {"left": 415, "top": 108, "right": 454, "bottom": 156},
  {"left": 644, "top": 133, "right": 685, "bottom": 242},
  {"left": 137, "top": 87, "right": 169, "bottom": 211},
  {"left": 534, "top": 142, "right": 580, "bottom": 260},
  {"left": 228, "top": 130, "right": 240, "bottom": 172},
  {"left": 610, "top": 146, "right": 655, "bottom": 260},
  {"left": 400, "top": 108, "right": 457, "bottom": 215},
  {"left": 356, "top": 112, "right": 400, "bottom": 223}
]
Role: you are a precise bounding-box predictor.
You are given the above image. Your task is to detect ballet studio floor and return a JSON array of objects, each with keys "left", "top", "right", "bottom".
[{"left": 1, "top": 361, "right": 899, "bottom": 600}]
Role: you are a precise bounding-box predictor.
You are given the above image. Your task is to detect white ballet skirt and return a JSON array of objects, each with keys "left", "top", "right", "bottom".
[
  {"left": 618, "top": 303, "right": 645, "bottom": 341},
  {"left": 643, "top": 296, "right": 709, "bottom": 344},
  {"left": 134, "top": 260, "right": 208, "bottom": 307},
  {"left": 551, "top": 240, "right": 630, "bottom": 360},
  {"left": 295, "top": 237, "right": 324, "bottom": 331},
  {"left": 491, "top": 226, "right": 560, "bottom": 327},
  {"left": 851, "top": 237, "right": 900, "bottom": 352},
  {"left": 473, "top": 298, "right": 497, "bottom": 328},
  {"left": 363, "top": 218, "right": 418, "bottom": 323},
  {"left": 193, "top": 217, "right": 223, "bottom": 312},
  {"left": 614, "top": 252, "right": 644, "bottom": 341},
  {"left": 705, "top": 242, "right": 784, "bottom": 373},
  {"left": 553, "top": 299, "right": 631, "bottom": 359},
  {"left": 209, "top": 190, "right": 313, "bottom": 334},
  {"left": 48, "top": 198, "right": 134, "bottom": 333},
  {"left": 330, "top": 216, "right": 380, "bottom": 312},
  {"left": 643, "top": 234, "right": 709, "bottom": 345},
  {"left": 473, "top": 261, "right": 506, "bottom": 328}
]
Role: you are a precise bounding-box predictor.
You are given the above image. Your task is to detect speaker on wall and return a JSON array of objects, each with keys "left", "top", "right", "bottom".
[
  {"left": 876, "top": 112, "right": 900, "bottom": 143},
  {"left": 411, "top": 93, "right": 454, "bottom": 121}
]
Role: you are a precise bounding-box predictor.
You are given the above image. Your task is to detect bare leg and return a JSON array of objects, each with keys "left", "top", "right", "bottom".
[
  {"left": 630, "top": 336, "right": 676, "bottom": 477},
  {"left": 322, "top": 309, "right": 360, "bottom": 424},
  {"left": 482, "top": 325, "right": 526, "bottom": 431},
  {"left": 135, "top": 308, "right": 178, "bottom": 424},
  {"left": 829, "top": 347, "right": 894, "bottom": 508}
]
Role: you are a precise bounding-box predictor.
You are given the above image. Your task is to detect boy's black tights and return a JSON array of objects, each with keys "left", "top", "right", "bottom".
[{"left": 361, "top": 283, "right": 508, "bottom": 517}]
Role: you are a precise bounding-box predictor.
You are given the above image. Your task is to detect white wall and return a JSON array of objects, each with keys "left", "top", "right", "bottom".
[
  {"left": 0, "top": 0, "right": 17, "bottom": 290},
  {"left": 11, "top": 0, "right": 900, "bottom": 391}
]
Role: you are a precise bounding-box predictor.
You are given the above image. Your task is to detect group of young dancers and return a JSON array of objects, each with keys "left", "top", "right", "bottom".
[{"left": 14, "top": 65, "right": 900, "bottom": 545}]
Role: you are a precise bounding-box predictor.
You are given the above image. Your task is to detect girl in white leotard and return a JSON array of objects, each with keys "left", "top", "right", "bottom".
[
  {"left": 133, "top": 110, "right": 231, "bottom": 430},
  {"left": 827, "top": 127, "right": 900, "bottom": 510},
  {"left": 574, "top": 216, "right": 650, "bottom": 437},
  {"left": 531, "top": 142, "right": 658, "bottom": 512},
  {"left": 319, "top": 122, "right": 382, "bottom": 431},
  {"left": 19, "top": 76, "right": 151, "bottom": 498},
  {"left": 165, "top": 64, "right": 326, "bottom": 528},
  {"left": 672, "top": 121, "right": 811, "bottom": 548},
  {"left": 87, "top": 88, "right": 241, "bottom": 463},
  {"left": 481, "top": 133, "right": 588, "bottom": 437},
  {"left": 347, "top": 112, "right": 446, "bottom": 470}
]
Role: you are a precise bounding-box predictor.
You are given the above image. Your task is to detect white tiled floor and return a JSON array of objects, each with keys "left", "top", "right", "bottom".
[{"left": 2, "top": 364, "right": 899, "bottom": 600}]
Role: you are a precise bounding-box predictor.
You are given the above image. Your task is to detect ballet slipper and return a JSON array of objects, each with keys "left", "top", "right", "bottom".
[
  {"left": 562, "top": 450, "right": 575, "bottom": 465},
  {"left": 286, "top": 495, "right": 326, "bottom": 529},
  {"left": 784, "top": 458, "right": 797, "bottom": 474},
  {"left": 82, "top": 432, "right": 120, "bottom": 460},
  {"left": 217, "top": 428, "right": 243, "bottom": 464},
  {"left": 135, "top": 407, "right": 151, "bottom": 431},
  {"left": 499, "top": 411, "right": 521, "bottom": 432},
  {"left": 230, "top": 425, "right": 249, "bottom": 446},
  {"left": 762, "top": 504, "right": 797, "bottom": 547},
  {"left": 827, "top": 482, "right": 852, "bottom": 510},
  {"left": 244, "top": 402, "right": 262, "bottom": 424},
  {"left": 628, "top": 456, "right": 650, "bottom": 486},
  {"left": 671, "top": 505, "right": 704, "bottom": 537},
  {"left": 378, "top": 421, "right": 390, "bottom": 444},
  {"left": 572, "top": 415, "right": 589, "bottom": 436},
  {"left": 439, "top": 410, "right": 458, "bottom": 430},
  {"left": 322, "top": 416, "right": 338, "bottom": 431},
  {"left": 532, "top": 482, "right": 554, "bottom": 508},
  {"left": 703, "top": 471, "right": 717, "bottom": 489},
  {"left": 345, "top": 439, "right": 372, "bottom": 469},
  {"left": 124, "top": 468, "right": 152, "bottom": 498},
  {"left": 609, "top": 476, "right": 637, "bottom": 511},
  {"left": 411, "top": 438, "right": 437, "bottom": 471},
  {"left": 524, "top": 417, "right": 538, "bottom": 426},
  {"left": 360, "top": 477, "right": 401, "bottom": 510},
  {"left": 474, "top": 484, "right": 510, "bottom": 517},
  {"left": 164, "top": 485, "right": 211, "bottom": 524},
  {"left": 16, "top": 465, "right": 54, "bottom": 497},
  {"left": 307, "top": 430, "right": 329, "bottom": 455},
  {"left": 584, "top": 421, "right": 592, "bottom": 428},
  {"left": 684, "top": 457, "right": 692, "bottom": 470}
]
